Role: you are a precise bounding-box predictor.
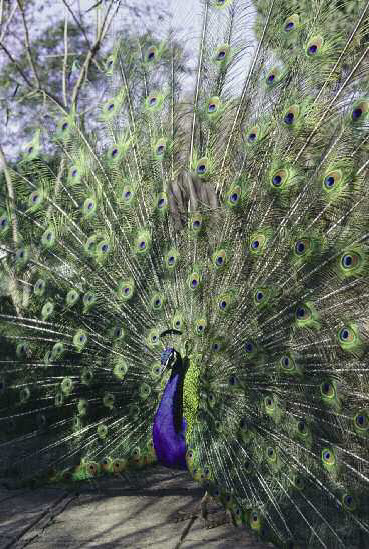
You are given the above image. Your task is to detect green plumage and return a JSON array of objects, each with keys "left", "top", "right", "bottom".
[{"left": 1, "top": 0, "right": 369, "bottom": 547}]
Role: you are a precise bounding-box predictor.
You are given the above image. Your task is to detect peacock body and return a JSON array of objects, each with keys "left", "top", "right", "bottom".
[{"left": 1, "top": 0, "right": 369, "bottom": 547}]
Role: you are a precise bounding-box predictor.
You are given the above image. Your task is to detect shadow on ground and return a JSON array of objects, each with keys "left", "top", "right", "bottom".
[{"left": 0, "top": 467, "right": 272, "bottom": 548}]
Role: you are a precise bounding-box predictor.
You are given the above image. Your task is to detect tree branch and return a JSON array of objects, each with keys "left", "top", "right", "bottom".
[
  {"left": 16, "top": 0, "right": 40, "bottom": 88},
  {"left": 0, "top": 42, "right": 68, "bottom": 114},
  {"left": 0, "top": 41, "right": 33, "bottom": 87},
  {"left": 61, "top": 0, "right": 91, "bottom": 50},
  {"left": 0, "top": 0, "right": 18, "bottom": 44},
  {"left": 62, "top": 13, "right": 68, "bottom": 107},
  {"left": 69, "top": 0, "right": 121, "bottom": 110}
]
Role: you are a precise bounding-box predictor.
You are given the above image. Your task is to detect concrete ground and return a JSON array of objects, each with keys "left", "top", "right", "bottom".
[{"left": 0, "top": 466, "right": 272, "bottom": 548}]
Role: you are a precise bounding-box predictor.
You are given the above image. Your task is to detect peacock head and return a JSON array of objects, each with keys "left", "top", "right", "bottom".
[
  {"left": 159, "top": 328, "right": 185, "bottom": 374},
  {"left": 161, "top": 348, "right": 182, "bottom": 372}
]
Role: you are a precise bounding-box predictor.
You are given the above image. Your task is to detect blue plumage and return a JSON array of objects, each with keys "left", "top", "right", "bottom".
[{"left": 153, "top": 348, "right": 188, "bottom": 470}]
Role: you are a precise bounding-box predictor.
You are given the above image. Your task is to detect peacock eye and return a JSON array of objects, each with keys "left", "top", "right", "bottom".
[
  {"left": 217, "top": 50, "right": 226, "bottom": 60},
  {"left": 248, "top": 132, "right": 256, "bottom": 142},
  {"left": 272, "top": 174, "right": 282, "bottom": 186},
  {"left": 352, "top": 107, "right": 362, "bottom": 120},
  {"left": 61, "top": 122, "right": 68, "bottom": 131},
  {"left": 296, "top": 307, "right": 305, "bottom": 318},
  {"left": 324, "top": 175, "right": 335, "bottom": 188},
  {"left": 231, "top": 192, "right": 238, "bottom": 202},
  {"left": 308, "top": 44, "right": 318, "bottom": 55},
  {"left": 342, "top": 254, "right": 353, "bottom": 267},
  {"left": 284, "top": 112, "right": 294, "bottom": 124},
  {"left": 295, "top": 240, "right": 305, "bottom": 254},
  {"left": 197, "top": 164, "right": 206, "bottom": 174},
  {"left": 251, "top": 240, "right": 259, "bottom": 249},
  {"left": 267, "top": 73, "right": 275, "bottom": 83},
  {"left": 285, "top": 21, "right": 294, "bottom": 31}
]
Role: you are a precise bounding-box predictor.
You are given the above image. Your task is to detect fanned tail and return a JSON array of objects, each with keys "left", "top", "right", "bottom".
[{"left": 1, "top": 1, "right": 369, "bottom": 547}]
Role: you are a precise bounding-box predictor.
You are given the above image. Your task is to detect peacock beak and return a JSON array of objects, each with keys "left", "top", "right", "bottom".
[
  {"left": 160, "top": 354, "right": 171, "bottom": 377},
  {"left": 163, "top": 357, "right": 171, "bottom": 369}
]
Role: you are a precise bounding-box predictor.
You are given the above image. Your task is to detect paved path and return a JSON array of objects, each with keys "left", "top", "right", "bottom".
[{"left": 0, "top": 467, "right": 272, "bottom": 548}]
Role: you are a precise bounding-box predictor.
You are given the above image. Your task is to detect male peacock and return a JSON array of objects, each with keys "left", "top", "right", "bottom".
[{"left": 1, "top": 0, "right": 369, "bottom": 547}]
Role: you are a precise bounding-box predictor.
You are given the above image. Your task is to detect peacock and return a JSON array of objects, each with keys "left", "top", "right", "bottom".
[{"left": 1, "top": 0, "right": 369, "bottom": 547}]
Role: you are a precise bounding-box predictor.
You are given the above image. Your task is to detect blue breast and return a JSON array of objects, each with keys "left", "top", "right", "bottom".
[{"left": 152, "top": 370, "right": 188, "bottom": 470}]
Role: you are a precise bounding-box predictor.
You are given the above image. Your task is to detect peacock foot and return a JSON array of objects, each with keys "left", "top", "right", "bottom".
[{"left": 173, "top": 491, "right": 229, "bottom": 529}]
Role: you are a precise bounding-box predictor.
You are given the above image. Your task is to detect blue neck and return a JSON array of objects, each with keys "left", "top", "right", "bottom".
[{"left": 152, "top": 364, "right": 187, "bottom": 470}]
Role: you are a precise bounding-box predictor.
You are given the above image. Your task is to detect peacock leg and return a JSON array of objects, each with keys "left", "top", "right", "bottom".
[
  {"left": 173, "top": 492, "right": 208, "bottom": 522},
  {"left": 200, "top": 491, "right": 229, "bottom": 529},
  {"left": 173, "top": 491, "right": 229, "bottom": 529}
]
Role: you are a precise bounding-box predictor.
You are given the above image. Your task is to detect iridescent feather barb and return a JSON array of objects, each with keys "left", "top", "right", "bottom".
[{"left": 1, "top": 0, "right": 369, "bottom": 547}]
